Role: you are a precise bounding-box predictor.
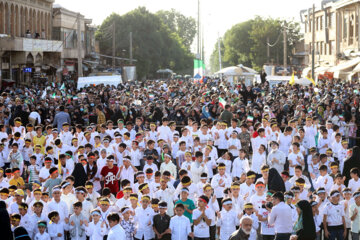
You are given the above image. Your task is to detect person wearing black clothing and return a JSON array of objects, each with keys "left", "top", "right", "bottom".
[
  {"left": 71, "top": 161, "right": 88, "bottom": 187},
  {"left": 293, "top": 200, "right": 316, "bottom": 240},
  {"left": 0, "top": 201, "right": 12, "bottom": 240},
  {"left": 267, "top": 168, "right": 286, "bottom": 193},
  {"left": 343, "top": 146, "right": 360, "bottom": 186},
  {"left": 153, "top": 201, "right": 171, "bottom": 240}
]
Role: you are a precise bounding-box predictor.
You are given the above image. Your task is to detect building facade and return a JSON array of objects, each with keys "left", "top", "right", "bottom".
[
  {"left": 0, "top": 0, "right": 63, "bottom": 85},
  {"left": 52, "top": 5, "right": 97, "bottom": 81},
  {"left": 302, "top": 0, "right": 360, "bottom": 80}
]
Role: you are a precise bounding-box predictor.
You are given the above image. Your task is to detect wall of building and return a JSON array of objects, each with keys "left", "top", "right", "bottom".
[{"left": 0, "top": 0, "right": 53, "bottom": 39}]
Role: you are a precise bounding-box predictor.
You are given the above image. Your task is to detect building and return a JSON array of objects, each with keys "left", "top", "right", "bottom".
[
  {"left": 301, "top": 0, "right": 360, "bottom": 80},
  {"left": 52, "top": 4, "right": 97, "bottom": 81},
  {"left": 0, "top": 0, "right": 63, "bottom": 85}
]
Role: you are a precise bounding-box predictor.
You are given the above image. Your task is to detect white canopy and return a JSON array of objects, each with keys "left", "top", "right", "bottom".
[
  {"left": 215, "top": 66, "right": 243, "bottom": 76},
  {"left": 237, "top": 64, "right": 257, "bottom": 74}
]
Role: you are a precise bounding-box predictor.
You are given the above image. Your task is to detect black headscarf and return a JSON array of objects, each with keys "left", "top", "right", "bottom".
[
  {"left": 0, "top": 201, "right": 12, "bottom": 240},
  {"left": 343, "top": 146, "right": 360, "bottom": 186},
  {"left": 267, "top": 168, "right": 286, "bottom": 192},
  {"left": 295, "top": 200, "right": 316, "bottom": 240},
  {"left": 13, "top": 226, "right": 31, "bottom": 240},
  {"left": 71, "top": 163, "right": 88, "bottom": 187}
]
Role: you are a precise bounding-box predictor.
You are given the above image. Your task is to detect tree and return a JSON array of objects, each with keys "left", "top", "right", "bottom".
[
  {"left": 96, "top": 7, "right": 193, "bottom": 79},
  {"left": 156, "top": 9, "right": 197, "bottom": 49},
  {"left": 209, "top": 16, "right": 301, "bottom": 73}
]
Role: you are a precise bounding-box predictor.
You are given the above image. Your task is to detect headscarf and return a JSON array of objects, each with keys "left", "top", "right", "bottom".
[
  {"left": 343, "top": 146, "right": 360, "bottom": 186},
  {"left": 267, "top": 168, "right": 286, "bottom": 192},
  {"left": 71, "top": 163, "right": 88, "bottom": 187},
  {"left": 0, "top": 201, "right": 12, "bottom": 240},
  {"left": 294, "top": 200, "right": 316, "bottom": 240},
  {"left": 13, "top": 226, "right": 31, "bottom": 240},
  {"left": 202, "top": 105, "right": 212, "bottom": 119}
]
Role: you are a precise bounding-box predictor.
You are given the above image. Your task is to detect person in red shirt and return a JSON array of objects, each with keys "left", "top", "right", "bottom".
[{"left": 100, "top": 155, "right": 120, "bottom": 195}]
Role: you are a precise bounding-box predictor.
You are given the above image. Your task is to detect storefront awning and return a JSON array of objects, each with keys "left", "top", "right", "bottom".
[{"left": 327, "top": 57, "right": 360, "bottom": 78}]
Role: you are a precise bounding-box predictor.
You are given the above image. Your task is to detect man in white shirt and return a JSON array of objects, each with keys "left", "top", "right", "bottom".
[{"left": 268, "top": 192, "right": 293, "bottom": 239}]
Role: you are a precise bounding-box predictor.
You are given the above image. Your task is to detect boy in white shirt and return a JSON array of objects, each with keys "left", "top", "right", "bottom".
[
  {"left": 312, "top": 165, "right": 333, "bottom": 193},
  {"left": 169, "top": 203, "right": 193, "bottom": 239},
  {"left": 287, "top": 142, "right": 304, "bottom": 176},
  {"left": 323, "top": 190, "right": 346, "bottom": 240},
  {"left": 193, "top": 195, "right": 213, "bottom": 239},
  {"left": 250, "top": 180, "right": 266, "bottom": 210},
  {"left": 349, "top": 191, "right": 360, "bottom": 240},
  {"left": 348, "top": 167, "right": 360, "bottom": 194},
  {"left": 217, "top": 198, "right": 240, "bottom": 240}
]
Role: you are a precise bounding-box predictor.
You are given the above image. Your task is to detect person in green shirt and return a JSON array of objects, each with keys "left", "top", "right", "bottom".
[
  {"left": 43, "top": 167, "right": 62, "bottom": 197},
  {"left": 175, "top": 188, "right": 196, "bottom": 223}
]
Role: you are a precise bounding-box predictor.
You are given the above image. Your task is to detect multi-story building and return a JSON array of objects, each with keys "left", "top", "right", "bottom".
[
  {"left": 0, "top": 0, "right": 63, "bottom": 85},
  {"left": 301, "top": 0, "right": 360, "bottom": 80},
  {"left": 52, "top": 4, "right": 97, "bottom": 81}
]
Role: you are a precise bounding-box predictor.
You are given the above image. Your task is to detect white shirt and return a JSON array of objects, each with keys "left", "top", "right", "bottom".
[
  {"left": 232, "top": 157, "right": 250, "bottom": 178},
  {"left": 169, "top": 215, "right": 191, "bottom": 240},
  {"left": 211, "top": 173, "right": 232, "bottom": 198},
  {"left": 217, "top": 209, "right": 239, "bottom": 240},
  {"left": 134, "top": 206, "right": 155, "bottom": 240},
  {"left": 348, "top": 178, "right": 360, "bottom": 193},
  {"left": 46, "top": 199, "right": 69, "bottom": 222},
  {"left": 324, "top": 202, "right": 345, "bottom": 226},
  {"left": 107, "top": 224, "right": 126, "bottom": 240},
  {"left": 268, "top": 202, "right": 293, "bottom": 234},
  {"left": 34, "top": 232, "right": 51, "bottom": 240},
  {"left": 192, "top": 208, "right": 212, "bottom": 238}
]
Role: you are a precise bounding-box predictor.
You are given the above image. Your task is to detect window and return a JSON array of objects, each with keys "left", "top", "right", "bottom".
[
  {"left": 344, "top": 17, "right": 347, "bottom": 39},
  {"left": 328, "top": 12, "right": 332, "bottom": 28},
  {"left": 63, "top": 29, "right": 75, "bottom": 49},
  {"left": 320, "top": 42, "right": 323, "bottom": 55},
  {"left": 320, "top": 16, "right": 323, "bottom": 30},
  {"left": 316, "top": 17, "right": 319, "bottom": 31}
]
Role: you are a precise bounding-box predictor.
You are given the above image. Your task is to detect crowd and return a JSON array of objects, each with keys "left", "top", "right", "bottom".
[{"left": 0, "top": 77, "right": 359, "bottom": 240}]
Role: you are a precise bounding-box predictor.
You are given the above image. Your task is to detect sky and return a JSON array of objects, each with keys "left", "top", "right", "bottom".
[{"left": 54, "top": 0, "right": 320, "bottom": 62}]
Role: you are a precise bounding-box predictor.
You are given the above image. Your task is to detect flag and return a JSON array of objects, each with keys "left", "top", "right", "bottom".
[
  {"left": 306, "top": 76, "right": 316, "bottom": 85},
  {"left": 149, "top": 94, "right": 154, "bottom": 101},
  {"left": 202, "top": 91, "right": 210, "bottom": 96},
  {"left": 58, "top": 151, "right": 62, "bottom": 175},
  {"left": 289, "top": 73, "right": 295, "bottom": 85},
  {"left": 308, "top": 108, "right": 313, "bottom": 114},
  {"left": 73, "top": 96, "right": 78, "bottom": 101},
  {"left": 41, "top": 90, "right": 47, "bottom": 99},
  {"left": 51, "top": 93, "right": 56, "bottom": 99},
  {"left": 247, "top": 116, "right": 254, "bottom": 122},
  {"left": 219, "top": 97, "right": 226, "bottom": 109},
  {"left": 60, "top": 83, "right": 65, "bottom": 90}
]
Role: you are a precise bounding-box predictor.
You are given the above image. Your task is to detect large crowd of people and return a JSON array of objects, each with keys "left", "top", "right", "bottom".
[{"left": 0, "top": 77, "right": 360, "bottom": 240}]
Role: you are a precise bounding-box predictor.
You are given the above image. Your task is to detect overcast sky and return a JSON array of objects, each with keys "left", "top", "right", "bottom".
[{"left": 54, "top": 0, "right": 319, "bottom": 62}]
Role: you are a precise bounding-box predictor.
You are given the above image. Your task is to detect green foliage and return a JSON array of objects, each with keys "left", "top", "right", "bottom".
[
  {"left": 96, "top": 7, "right": 194, "bottom": 79},
  {"left": 210, "top": 16, "right": 301, "bottom": 73},
  {"left": 156, "top": 9, "right": 197, "bottom": 49}
]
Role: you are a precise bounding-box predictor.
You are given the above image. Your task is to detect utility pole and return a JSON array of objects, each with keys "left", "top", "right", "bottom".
[
  {"left": 283, "top": 25, "right": 287, "bottom": 74},
  {"left": 218, "top": 35, "right": 222, "bottom": 71},
  {"left": 77, "top": 13, "right": 83, "bottom": 78},
  {"left": 312, "top": 4, "right": 315, "bottom": 81},
  {"left": 129, "top": 32, "right": 133, "bottom": 65},
  {"left": 197, "top": 0, "right": 200, "bottom": 59},
  {"left": 267, "top": 37, "right": 270, "bottom": 63},
  {"left": 112, "top": 21, "right": 116, "bottom": 70}
]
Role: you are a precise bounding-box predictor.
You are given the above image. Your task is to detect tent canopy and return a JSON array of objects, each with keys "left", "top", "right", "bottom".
[
  {"left": 215, "top": 66, "right": 243, "bottom": 76},
  {"left": 156, "top": 69, "right": 173, "bottom": 74},
  {"left": 237, "top": 64, "right": 257, "bottom": 74}
]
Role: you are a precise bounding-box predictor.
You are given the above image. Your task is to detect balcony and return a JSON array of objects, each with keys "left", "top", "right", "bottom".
[{"left": 0, "top": 36, "right": 63, "bottom": 52}]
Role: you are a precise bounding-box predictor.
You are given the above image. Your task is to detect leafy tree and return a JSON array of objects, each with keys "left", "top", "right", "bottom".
[
  {"left": 210, "top": 16, "right": 301, "bottom": 73},
  {"left": 96, "top": 7, "right": 193, "bottom": 79},
  {"left": 156, "top": 9, "right": 197, "bottom": 49}
]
